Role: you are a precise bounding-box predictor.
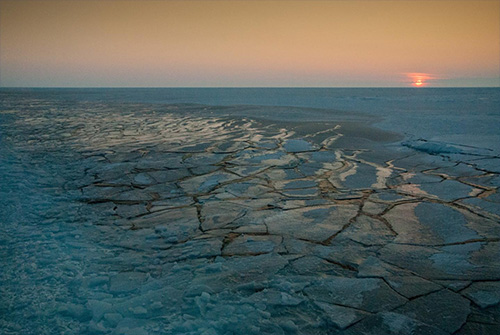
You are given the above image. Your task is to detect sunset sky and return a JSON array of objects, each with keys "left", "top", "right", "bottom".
[{"left": 1, "top": 0, "right": 499, "bottom": 87}]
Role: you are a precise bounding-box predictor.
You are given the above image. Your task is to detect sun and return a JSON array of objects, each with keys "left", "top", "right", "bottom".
[{"left": 405, "top": 73, "right": 435, "bottom": 87}]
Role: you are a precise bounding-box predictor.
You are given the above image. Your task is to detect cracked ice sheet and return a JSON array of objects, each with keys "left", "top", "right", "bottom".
[
  {"left": 2, "top": 94, "right": 500, "bottom": 335},
  {"left": 264, "top": 205, "right": 359, "bottom": 242}
]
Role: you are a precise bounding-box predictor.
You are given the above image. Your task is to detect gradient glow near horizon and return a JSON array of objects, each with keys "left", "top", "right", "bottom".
[{"left": 1, "top": 1, "right": 499, "bottom": 87}]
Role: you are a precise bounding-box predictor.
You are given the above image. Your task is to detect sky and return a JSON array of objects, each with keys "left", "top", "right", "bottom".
[{"left": 1, "top": 0, "right": 499, "bottom": 87}]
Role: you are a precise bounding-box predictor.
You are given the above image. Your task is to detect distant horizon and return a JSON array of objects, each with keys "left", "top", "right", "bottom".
[{"left": 1, "top": 86, "right": 499, "bottom": 89}]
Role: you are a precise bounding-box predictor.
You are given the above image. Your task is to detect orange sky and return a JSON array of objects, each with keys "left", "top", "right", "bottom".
[{"left": 1, "top": 0, "right": 499, "bottom": 87}]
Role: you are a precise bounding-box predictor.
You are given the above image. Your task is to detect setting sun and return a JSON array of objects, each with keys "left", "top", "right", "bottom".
[{"left": 406, "top": 73, "right": 435, "bottom": 87}]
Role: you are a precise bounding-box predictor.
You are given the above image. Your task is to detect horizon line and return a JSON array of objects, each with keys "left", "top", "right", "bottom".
[{"left": 1, "top": 86, "right": 499, "bottom": 89}]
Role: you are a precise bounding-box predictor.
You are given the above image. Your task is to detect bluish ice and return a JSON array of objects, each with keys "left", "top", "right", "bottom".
[{"left": 1, "top": 88, "right": 499, "bottom": 334}]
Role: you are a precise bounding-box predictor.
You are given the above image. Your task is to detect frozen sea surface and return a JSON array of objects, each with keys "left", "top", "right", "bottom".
[{"left": 1, "top": 89, "right": 499, "bottom": 334}]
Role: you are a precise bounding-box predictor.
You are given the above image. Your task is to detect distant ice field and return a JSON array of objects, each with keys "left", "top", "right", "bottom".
[{"left": 2, "top": 87, "right": 498, "bottom": 152}]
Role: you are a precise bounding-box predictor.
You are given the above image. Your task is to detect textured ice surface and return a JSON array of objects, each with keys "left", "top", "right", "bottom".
[{"left": 1, "top": 89, "right": 499, "bottom": 334}]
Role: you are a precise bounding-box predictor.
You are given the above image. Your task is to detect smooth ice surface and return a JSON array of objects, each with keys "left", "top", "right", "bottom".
[{"left": 1, "top": 88, "right": 499, "bottom": 334}]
